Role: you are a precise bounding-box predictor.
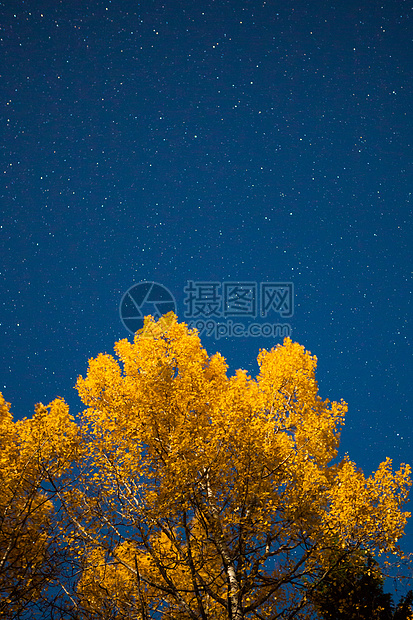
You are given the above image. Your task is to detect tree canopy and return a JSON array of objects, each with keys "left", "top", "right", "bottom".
[{"left": 0, "top": 313, "right": 411, "bottom": 619}]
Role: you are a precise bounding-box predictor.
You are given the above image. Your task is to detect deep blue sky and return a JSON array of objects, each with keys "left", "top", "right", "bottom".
[{"left": 1, "top": 0, "right": 412, "bottom": 582}]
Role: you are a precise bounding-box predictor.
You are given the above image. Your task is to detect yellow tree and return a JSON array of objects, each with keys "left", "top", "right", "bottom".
[
  {"left": 41, "top": 315, "right": 412, "bottom": 618},
  {"left": 0, "top": 393, "right": 79, "bottom": 618}
]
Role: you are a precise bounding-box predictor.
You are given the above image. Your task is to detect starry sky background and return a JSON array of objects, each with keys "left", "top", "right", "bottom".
[{"left": 1, "top": 0, "right": 412, "bottom": 584}]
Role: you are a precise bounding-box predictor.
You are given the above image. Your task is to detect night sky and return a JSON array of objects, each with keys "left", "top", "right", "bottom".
[{"left": 1, "top": 0, "right": 412, "bottom": 579}]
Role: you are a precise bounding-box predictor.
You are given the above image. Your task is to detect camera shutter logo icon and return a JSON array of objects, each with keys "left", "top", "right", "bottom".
[{"left": 120, "top": 282, "right": 176, "bottom": 334}]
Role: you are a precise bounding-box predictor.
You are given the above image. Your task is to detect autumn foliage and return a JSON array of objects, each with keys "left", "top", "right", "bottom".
[{"left": 0, "top": 314, "right": 411, "bottom": 619}]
